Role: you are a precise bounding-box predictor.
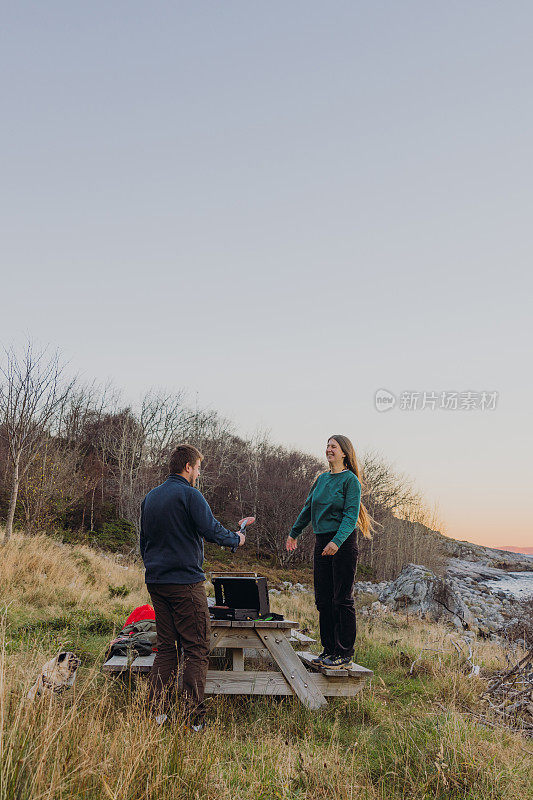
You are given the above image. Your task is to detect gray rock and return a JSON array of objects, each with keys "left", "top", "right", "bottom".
[
  {"left": 378, "top": 563, "right": 475, "bottom": 630},
  {"left": 369, "top": 601, "right": 389, "bottom": 614}
]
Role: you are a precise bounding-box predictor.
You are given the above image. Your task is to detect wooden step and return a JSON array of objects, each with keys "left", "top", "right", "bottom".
[
  {"left": 102, "top": 654, "right": 155, "bottom": 674},
  {"left": 296, "top": 651, "right": 373, "bottom": 679},
  {"left": 103, "top": 650, "right": 374, "bottom": 679},
  {"left": 289, "top": 630, "right": 316, "bottom": 649}
]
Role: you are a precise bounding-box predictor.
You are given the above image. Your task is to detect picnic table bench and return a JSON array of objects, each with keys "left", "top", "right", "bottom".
[{"left": 103, "top": 618, "right": 373, "bottom": 710}]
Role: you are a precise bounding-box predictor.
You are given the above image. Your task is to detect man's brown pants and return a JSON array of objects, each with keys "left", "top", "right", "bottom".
[{"left": 146, "top": 582, "right": 211, "bottom": 724}]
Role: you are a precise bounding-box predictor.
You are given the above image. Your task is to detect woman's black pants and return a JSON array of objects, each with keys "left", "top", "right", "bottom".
[{"left": 313, "top": 531, "right": 358, "bottom": 658}]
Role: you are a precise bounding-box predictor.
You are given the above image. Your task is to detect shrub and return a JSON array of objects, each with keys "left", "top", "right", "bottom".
[
  {"left": 504, "top": 597, "right": 533, "bottom": 648},
  {"left": 356, "top": 562, "right": 375, "bottom": 580},
  {"left": 108, "top": 584, "right": 130, "bottom": 599},
  {"left": 96, "top": 519, "right": 137, "bottom": 552}
]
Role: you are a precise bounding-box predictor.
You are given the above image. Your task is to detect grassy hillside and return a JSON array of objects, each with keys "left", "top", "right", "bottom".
[{"left": 0, "top": 533, "right": 531, "bottom": 800}]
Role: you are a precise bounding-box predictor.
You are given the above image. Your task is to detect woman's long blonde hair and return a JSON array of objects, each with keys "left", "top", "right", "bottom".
[{"left": 329, "top": 434, "right": 375, "bottom": 540}]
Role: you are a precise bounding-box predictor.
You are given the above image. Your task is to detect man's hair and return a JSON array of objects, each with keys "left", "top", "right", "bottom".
[{"left": 169, "top": 444, "right": 203, "bottom": 475}]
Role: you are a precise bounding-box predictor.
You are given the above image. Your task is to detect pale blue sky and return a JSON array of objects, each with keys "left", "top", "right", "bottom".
[{"left": 2, "top": 2, "right": 532, "bottom": 547}]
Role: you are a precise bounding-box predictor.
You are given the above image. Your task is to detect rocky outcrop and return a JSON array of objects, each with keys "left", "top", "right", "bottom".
[
  {"left": 354, "top": 558, "right": 531, "bottom": 638},
  {"left": 374, "top": 563, "right": 474, "bottom": 629},
  {"left": 447, "top": 558, "right": 533, "bottom": 597},
  {"left": 440, "top": 559, "right": 532, "bottom": 635},
  {"left": 438, "top": 537, "right": 533, "bottom": 572}
]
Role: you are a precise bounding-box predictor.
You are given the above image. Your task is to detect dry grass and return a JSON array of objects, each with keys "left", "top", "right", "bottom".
[
  {"left": 0, "top": 531, "right": 146, "bottom": 611},
  {"left": 0, "top": 531, "right": 532, "bottom": 800}
]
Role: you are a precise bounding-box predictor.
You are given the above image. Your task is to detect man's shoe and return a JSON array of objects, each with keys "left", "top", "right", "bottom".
[
  {"left": 312, "top": 651, "right": 332, "bottom": 665},
  {"left": 322, "top": 655, "right": 353, "bottom": 669}
]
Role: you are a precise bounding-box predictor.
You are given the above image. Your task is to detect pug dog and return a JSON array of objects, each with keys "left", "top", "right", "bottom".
[{"left": 27, "top": 651, "right": 81, "bottom": 701}]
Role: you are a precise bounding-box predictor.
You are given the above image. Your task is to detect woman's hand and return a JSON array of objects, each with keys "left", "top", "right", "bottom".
[
  {"left": 321, "top": 541, "right": 339, "bottom": 556},
  {"left": 286, "top": 535, "right": 298, "bottom": 552}
]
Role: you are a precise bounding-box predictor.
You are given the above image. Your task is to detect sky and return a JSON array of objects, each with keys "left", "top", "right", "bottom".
[{"left": 1, "top": 2, "right": 532, "bottom": 550}]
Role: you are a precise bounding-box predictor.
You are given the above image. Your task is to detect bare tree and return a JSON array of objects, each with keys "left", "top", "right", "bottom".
[
  {"left": 355, "top": 450, "right": 445, "bottom": 579},
  {"left": 360, "top": 449, "right": 422, "bottom": 522},
  {"left": 18, "top": 434, "right": 81, "bottom": 531},
  {"left": 96, "top": 389, "right": 192, "bottom": 525},
  {"left": 0, "top": 343, "right": 75, "bottom": 542}
]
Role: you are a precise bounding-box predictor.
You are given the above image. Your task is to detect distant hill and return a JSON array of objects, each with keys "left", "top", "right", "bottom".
[{"left": 396, "top": 522, "right": 533, "bottom": 571}]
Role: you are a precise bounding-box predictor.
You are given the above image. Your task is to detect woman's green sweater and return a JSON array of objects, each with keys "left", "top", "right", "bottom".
[{"left": 290, "top": 470, "right": 361, "bottom": 548}]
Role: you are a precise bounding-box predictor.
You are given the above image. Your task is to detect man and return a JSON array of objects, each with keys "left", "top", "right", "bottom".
[{"left": 140, "top": 443, "right": 245, "bottom": 728}]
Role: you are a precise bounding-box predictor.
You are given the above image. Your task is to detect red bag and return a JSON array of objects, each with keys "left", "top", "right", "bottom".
[{"left": 124, "top": 604, "right": 155, "bottom": 626}]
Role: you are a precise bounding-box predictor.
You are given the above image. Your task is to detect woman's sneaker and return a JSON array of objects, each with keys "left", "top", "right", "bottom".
[
  {"left": 312, "top": 651, "right": 331, "bottom": 665},
  {"left": 322, "top": 655, "right": 353, "bottom": 669}
]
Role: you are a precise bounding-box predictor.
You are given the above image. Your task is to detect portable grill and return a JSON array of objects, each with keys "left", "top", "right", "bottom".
[{"left": 211, "top": 572, "right": 272, "bottom": 621}]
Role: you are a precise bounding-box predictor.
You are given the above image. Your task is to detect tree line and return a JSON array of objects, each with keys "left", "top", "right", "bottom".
[{"left": 0, "top": 343, "right": 444, "bottom": 579}]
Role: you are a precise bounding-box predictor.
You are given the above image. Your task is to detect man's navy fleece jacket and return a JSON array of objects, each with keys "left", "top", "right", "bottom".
[{"left": 140, "top": 474, "right": 240, "bottom": 584}]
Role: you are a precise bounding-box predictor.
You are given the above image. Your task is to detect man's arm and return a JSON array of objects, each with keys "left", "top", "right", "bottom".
[
  {"left": 139, "top": 498, "right": 146, "bottom": 558},
  {"left": 188, "top": 489, "right": 241, "bottom": 549}
]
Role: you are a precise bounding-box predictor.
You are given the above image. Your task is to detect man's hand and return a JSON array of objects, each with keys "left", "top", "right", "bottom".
[
  {"left": 237, "top": 532, "right": 246, "bottom": 547},
  {"left": 286, "top": 535, "right": 298, "bottom": 552},
  {"left": 321, "top": 541, "right": 339, "bottom": 556}
]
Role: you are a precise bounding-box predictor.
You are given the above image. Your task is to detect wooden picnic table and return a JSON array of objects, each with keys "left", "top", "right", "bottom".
[{"left": 103, "top": 618, "right": 373, "bottom": 710}]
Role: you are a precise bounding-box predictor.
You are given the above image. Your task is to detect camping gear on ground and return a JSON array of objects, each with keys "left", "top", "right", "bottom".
[
  {"left": 107, "top": 605, "right": 157, "bottom": 659},
  {"left": 210, "top": 572, "right": 274, "bottom": 620}
]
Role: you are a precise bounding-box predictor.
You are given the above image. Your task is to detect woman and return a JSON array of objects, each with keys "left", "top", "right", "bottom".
[{"left": 286, "top": 435, "right": 374, "bottom": 668}]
